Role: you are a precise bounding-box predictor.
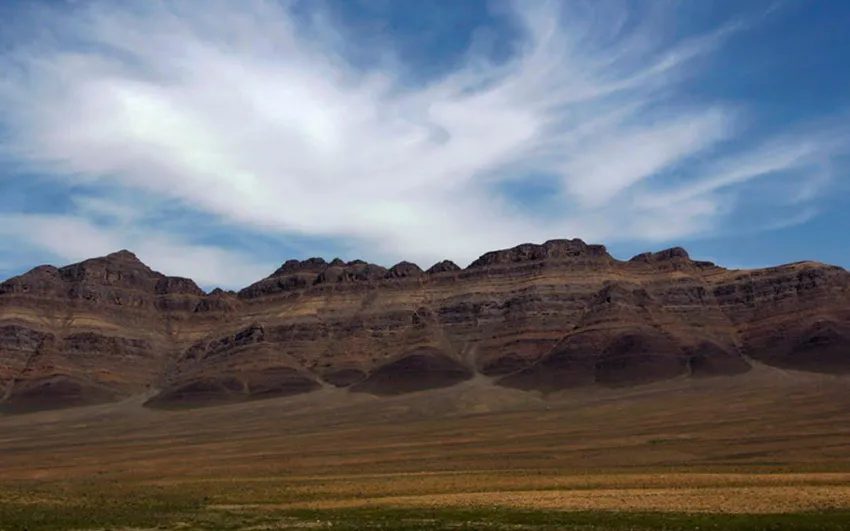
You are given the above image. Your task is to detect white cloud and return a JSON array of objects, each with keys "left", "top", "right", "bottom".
[
  {"left": 0, "top": 0, "right": 845, "bottom": 279},
  {"left": 560, "top": 109, "right": 732, "bottom": 207}
]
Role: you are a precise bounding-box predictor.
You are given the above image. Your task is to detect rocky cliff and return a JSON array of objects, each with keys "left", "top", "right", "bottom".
[{"left": 1, "top": 239, "right": 848, "bottom": 412}]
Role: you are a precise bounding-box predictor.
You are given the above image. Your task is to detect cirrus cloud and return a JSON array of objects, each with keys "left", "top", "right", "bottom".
[{"left": 0, "top": 0, "right": 846, "bottom": 287}]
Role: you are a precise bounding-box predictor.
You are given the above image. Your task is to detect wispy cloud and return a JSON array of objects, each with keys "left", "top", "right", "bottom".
[{"left": 0, "top": 0, "right": 845, "bottom": 285}]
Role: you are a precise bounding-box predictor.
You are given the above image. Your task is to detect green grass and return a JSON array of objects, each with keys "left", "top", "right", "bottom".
[
  {"left": 304, "top": 508, "right": 850, "bottom": 530},
  {"left": 3, "top": 498, "right": 850, "bottom": 531},
  {"left": 0, "top": 487, "right": 203, "bottom": 530}
]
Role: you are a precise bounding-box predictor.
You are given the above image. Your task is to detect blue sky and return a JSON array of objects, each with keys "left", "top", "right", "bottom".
[{"left": 0, "top": 0, "right": 848, "bottom": 288}]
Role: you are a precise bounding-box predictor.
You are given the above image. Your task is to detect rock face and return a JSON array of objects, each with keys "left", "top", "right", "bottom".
[{"left": 1, "top": 239, "right": 848, "bottom": 412}]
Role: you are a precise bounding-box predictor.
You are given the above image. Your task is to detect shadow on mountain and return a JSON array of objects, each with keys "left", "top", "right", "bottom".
[{"left": 351, "top": 347, "right": 473, "bottom": 395}]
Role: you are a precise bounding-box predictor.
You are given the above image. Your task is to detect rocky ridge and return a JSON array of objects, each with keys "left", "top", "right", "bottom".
[{"left": 1, "top": 238, "right": 848, "bottom": 412}]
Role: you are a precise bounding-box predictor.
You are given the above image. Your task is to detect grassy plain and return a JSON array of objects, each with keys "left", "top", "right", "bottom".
[{"left": 2, "top": 366, "right": 850, "bottom": 529}]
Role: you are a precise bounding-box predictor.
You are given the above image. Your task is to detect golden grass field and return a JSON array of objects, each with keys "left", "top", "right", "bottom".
[{"left": 2, "top": 365, "right": 850, "bottom": 529}]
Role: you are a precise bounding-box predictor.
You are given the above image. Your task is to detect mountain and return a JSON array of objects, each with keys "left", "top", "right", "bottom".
[{"left": 1, "top": 239, "right": 848, "bottom": 413}]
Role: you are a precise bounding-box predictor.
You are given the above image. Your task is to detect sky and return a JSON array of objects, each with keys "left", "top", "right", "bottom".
[{"left": 0, "top": 0, "right": 848, "bottom": 289}]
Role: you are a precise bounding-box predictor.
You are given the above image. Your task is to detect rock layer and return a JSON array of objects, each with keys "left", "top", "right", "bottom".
[{"left": 1, "top": 239, "right": 848, "bottom": 412}]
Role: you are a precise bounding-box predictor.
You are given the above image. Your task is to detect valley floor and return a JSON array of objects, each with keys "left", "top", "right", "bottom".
[{"left": 2, "top": 365, "right": 850, "bottom": 529}]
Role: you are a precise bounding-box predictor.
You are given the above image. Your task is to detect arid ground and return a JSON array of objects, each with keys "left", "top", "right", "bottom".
[{"left": 2, "top": 365, "right": 850, "bottom": 529}]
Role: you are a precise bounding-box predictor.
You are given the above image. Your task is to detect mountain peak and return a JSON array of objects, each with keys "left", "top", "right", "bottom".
[
  {"left": 272, "top": 257, "right": 328, "bottom": 277},
  {"left": 105, "top": 249, "right": 142, "bottom": 262},
  {"left": 629, "top": 247, "right": 691, "bottom": 263},
  {"left": 467, "top": 238, "right": 612, "bottom": 269}
]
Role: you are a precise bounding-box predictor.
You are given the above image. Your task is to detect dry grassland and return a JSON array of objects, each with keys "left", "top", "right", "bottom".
[{"left": 2, "top": 366, "right": 850, "bottom": 528}]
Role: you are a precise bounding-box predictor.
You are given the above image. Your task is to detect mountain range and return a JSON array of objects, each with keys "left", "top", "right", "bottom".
[{"left": 1, "top": 238, "right": 848, "bottom": 413}]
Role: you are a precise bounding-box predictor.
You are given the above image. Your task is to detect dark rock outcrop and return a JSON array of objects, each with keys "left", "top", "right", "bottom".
[
  {"left": 468, "top": 239, "right": 611, "bottom": 269},
  {"left": 426, "top": 260, "right": 461, "bottom": 274},
  {"left": 386, "top": 261, "right": 424, "bottom": 279}
]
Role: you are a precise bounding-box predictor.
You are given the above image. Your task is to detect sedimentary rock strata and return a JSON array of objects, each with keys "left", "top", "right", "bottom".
[{"left": 1, "top": 239, "right": 847, "bottom": 411}]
